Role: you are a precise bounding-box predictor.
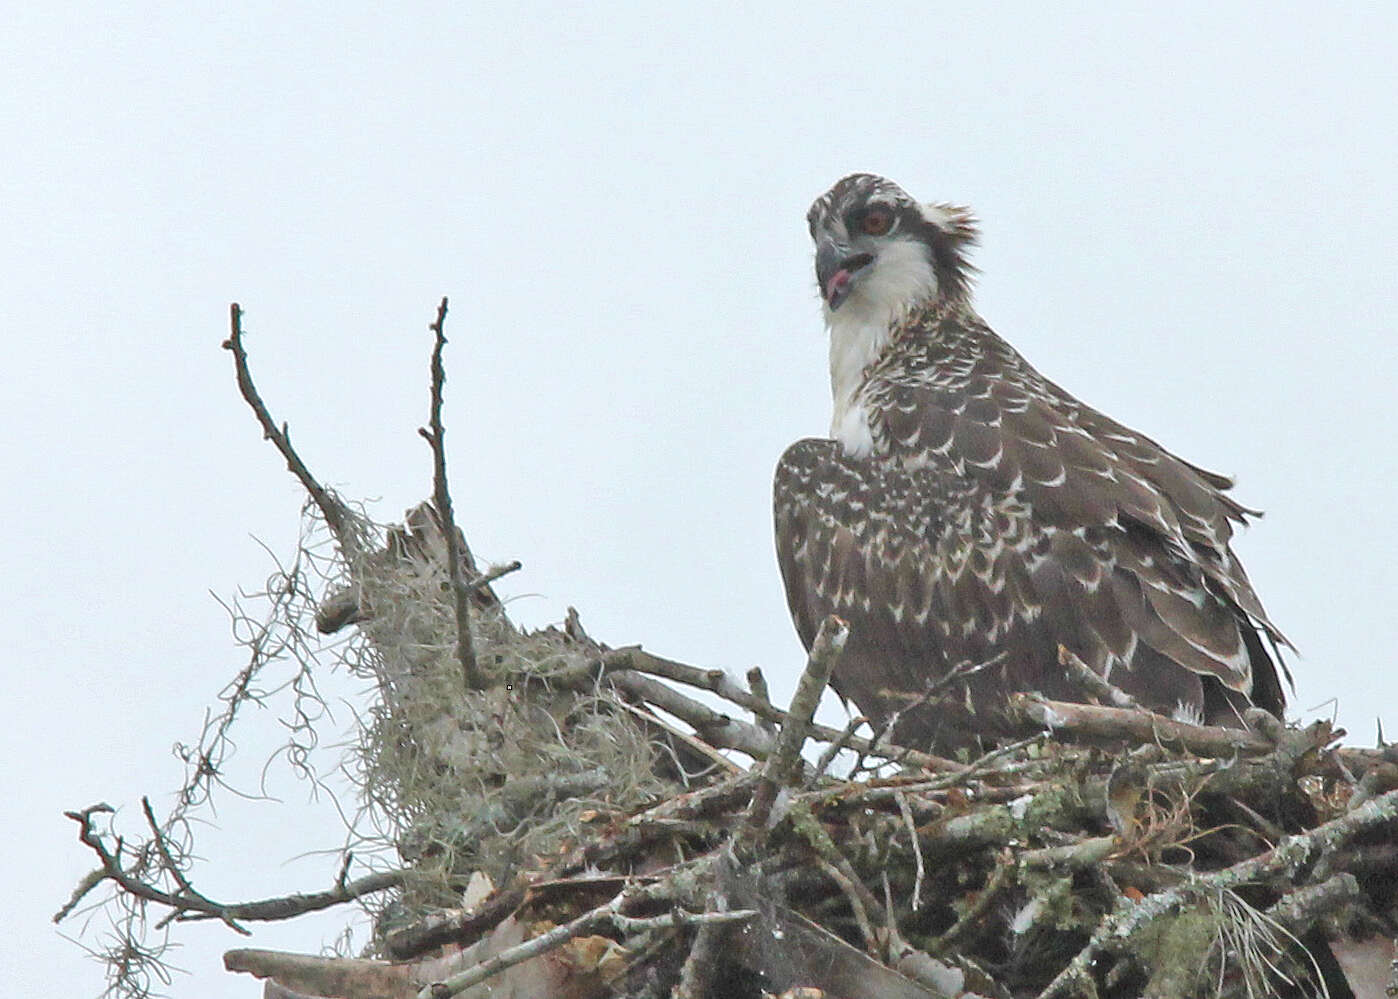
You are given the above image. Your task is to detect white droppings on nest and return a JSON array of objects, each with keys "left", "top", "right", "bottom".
[
  {"left": 1012, "top": 896, "right": 1044, "bottom": 936},
  {"left": 1039, "top": 702, "right": 1068, "bottom": 729},
  {"left": 769, "top": 787, "right": 793, "bottom": 828}
]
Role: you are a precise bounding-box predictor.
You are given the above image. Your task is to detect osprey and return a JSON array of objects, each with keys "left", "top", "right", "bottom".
[{"left": 774, "top": 173, "right": 1289, "bottom": 751}]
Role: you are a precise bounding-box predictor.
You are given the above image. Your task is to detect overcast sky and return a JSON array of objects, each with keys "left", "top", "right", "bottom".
[{"left": 5, "top": 5, "right": 1396, "bottom": 995}]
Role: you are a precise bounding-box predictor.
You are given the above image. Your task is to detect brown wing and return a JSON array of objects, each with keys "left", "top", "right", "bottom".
[
  {"left": 775, "top": 438, "right": 1109, "bottom": 748},
  {"left": 871, "top": 307, "right": 1287, "bottom": 721}
]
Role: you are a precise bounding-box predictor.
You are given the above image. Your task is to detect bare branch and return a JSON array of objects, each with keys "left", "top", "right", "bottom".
[
  {"left": 417, "top": 883, "right": 754, "bottom": 999},
  {"left": 767, "top": 615, "right": 848, "bottom": 784},
  {"left": 466, "top": 559, "right": 521, "bottom": 594},
  {"left": 595, "top": 645, "right": 963, "bottom": 772},
  {"left": 141, "top": 796, "right": 246, "bottom": 933},
  {"left": 816, "top": 856, "right": 878, "bottom": 951},
  {"left": 1266, "top": 872, "right": 1361, "bottom": 935},
  {"left": 1010, "top": 692, "right": 1277, "bottom": 756},
  {"left": 603, "top": 647, "right": 758, "bottom": 705},
  {"left": 605, "top": 668, "right": 778, "bottom": 760},
  {"left": 415, "top": 297, "right": 483, "bottom": 689},
  {"left": 1058, "top": 644, "right": 1143, "bottom": 710},
  {"left": 894, "top": 791, "right": 925, "bottom": 911},
  {"left": 812, "top": 712, "right": 871, "bottom": 779},
  {"left": 1038, "top": 787, "right": 1398, "bottom": 999},
  {"left": 64, "top": 804, "right": 404, "bottom": 929},
  {"left": 52, "top": 866, "right": 107, "bottom": 923},
  {"left": 745, "top": 666, "right": 777, "bottom": 734},
  {"left": 223, "top": 304, "right": 358, "bottom": 558},
  {"left": 747, "top": 615, "right": 848, "bottom": 832},
  {"left": 673, "top": 913, "right": 727, "bottom": 999},
  {"left": 225, "top": 949, "right": 413, "bottom": 998}
]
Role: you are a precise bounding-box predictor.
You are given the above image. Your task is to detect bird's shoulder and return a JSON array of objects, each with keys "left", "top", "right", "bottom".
[
  {"left": 774, "top": 437, "right": 966, "bottom": 541},
  {"left": 864, "top": 308, "right": 1245, "bottom": 543}
]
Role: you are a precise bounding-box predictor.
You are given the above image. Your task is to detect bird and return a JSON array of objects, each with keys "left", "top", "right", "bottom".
[{"left": 773, "top": 173, "right": 1289, "bottom": 752}]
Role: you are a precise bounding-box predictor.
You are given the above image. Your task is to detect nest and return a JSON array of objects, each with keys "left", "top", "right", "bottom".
[
  {"left": 226, "top": 500, "right": 1398, "bottom": 999},
  {"left": 68, "top": 311, "right": 1397, "bottom": 999}
]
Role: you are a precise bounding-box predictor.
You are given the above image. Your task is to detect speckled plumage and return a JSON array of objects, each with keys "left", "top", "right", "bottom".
[{"left": 775, "top": 174, "right": 1288, "bottom": 751}]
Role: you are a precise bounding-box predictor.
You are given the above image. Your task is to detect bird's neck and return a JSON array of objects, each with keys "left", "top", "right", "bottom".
[{"left": 827, "top": 296, "right": 930, "bottom": 457}]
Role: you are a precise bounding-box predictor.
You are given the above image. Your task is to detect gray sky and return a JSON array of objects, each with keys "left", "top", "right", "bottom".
[{"left": 5, "top": 5, "right": 1396, "bottom": 995}]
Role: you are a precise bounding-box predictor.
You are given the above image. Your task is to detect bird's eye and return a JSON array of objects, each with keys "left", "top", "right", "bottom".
[{"left": 860, "top": 207, "right": 894, "bottom": 236}]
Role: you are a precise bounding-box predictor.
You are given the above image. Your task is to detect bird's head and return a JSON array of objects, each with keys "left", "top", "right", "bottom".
[{"left": 807, "top": 173, "right": 979, "bottom": 318}]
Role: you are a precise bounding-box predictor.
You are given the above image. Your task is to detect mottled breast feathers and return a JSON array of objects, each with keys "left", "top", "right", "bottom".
[{"left": 774, "top": 299, "right": 1288, "bottom": 751}]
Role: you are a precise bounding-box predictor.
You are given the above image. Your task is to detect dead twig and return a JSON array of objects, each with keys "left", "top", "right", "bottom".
[
  {"left": 139, "top": 797, "right": 242, "bottom": 933},
  {"left": 593, "top": 646, "right": 963, "bottom": 772},
  {"left": 466, "top": 559, "right": 521, "bottom": 594},
  {"left": 812, "top": 734, "right": 1047, "bottom": 808},
  {"left": 747, "top": 615, "right": 848, "bottom": 832},
  {"left": 1058, "top": 644, "right": 1143, "bottom": 710},
  {"left": 418, "top": 883, "right": 754, "bottom": 999},
  {"left": 605, "top": 669, "right": 780, "bottom": 761},
  {"left": 813, "top": 713, "right": 872, "bottom": 781},
  {"left": 1011, "top": 692, "right": 1276, "bottom": 756},
  {"left": 894, "top": 791, "right": 925, "bottom": 911},
  {"left": 816, "top": 856, "right": 878, "bottom": 952},
  {"left": 928, "top": 850, "right": 1017, "bottom": 955},
  {"left": 672, "top": 889, "right": 729, "bottom": 999},
  {"left": 1038, "top": 787, "right": 1398, "bottom": 998},
  {"left": 63, "top": 804, "right": 404, "bottom": 930},
  {"left": 223, "top": 304, "right": 358, "bottom": 558},
  {"left": 415, "top": 297, "right": 483, "bottom": 689},
  {"left": 746, "top": 666, "right": 777, "bottom": 734}
]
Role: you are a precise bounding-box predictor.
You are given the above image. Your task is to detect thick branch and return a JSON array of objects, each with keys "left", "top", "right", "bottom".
[
  {"left": 418, "top": 883, "right": 753, "bottom": 999},
  {"left": 607, "top": 669, "right": 780, "bottom": 760},
  {"left": 1010, "top": 692, "right": 1276, "bottom": 756},
  {"left": 746, "top": 666, "right": 778, "bottom": 734},
  {"left": 747, "top": 616, "right": 847, "bottom": 833},
  {"left": 1265, "top": 872, "right": 1361, "bottom": 935},
  {"left": 594, "top": 646, "right": 962, "bottom": 772},
  {"left": 225, "top": 949, "right": 413, "bottom": 998},
  {"left": 1057, "top": 644, "right": 1143, "bottom": 710},
  {"left": 191, "top": 870, "right": 406, "bottom": 923},
  {"left": 1038, "top": 787, "right": 1398, "bottom": 998},
  {"left": 767, "top": 615, "right": 848, "bottom": 787}
]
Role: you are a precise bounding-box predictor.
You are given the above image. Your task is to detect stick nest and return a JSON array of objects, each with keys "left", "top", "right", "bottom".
[
  {"left": 344, "top": 505, "right": 679, "bottom": 928},
  {"left": 281, "top": 500, "right": 1398, "bottom": 999},
  {"left": 63, "top": 306, "right": 1398, "bottom": 999}
]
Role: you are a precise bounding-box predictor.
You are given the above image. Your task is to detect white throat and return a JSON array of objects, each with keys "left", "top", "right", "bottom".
[{"left": 826, "top": 240, "right": 938, "bottom": 457}]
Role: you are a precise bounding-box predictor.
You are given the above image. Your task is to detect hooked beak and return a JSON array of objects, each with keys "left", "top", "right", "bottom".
[{"left": 815, "top": 239, "right": 874, "bottom": 311}]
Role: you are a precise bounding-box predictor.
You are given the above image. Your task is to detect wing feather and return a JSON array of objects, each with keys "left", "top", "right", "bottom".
[
  {"left": 777, "top": 307, "right": 1285, "bottom": 750},
  {"left": 775, "top": 300, "right": 1285, "bottom": 749},
  {"left": 884, "top": 308, "right": 1283, "bottom": 709}
]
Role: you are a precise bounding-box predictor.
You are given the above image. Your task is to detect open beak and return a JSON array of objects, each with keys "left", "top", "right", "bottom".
[{"left": 815, "top": 239, "right": 874, "bottom": 311}]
